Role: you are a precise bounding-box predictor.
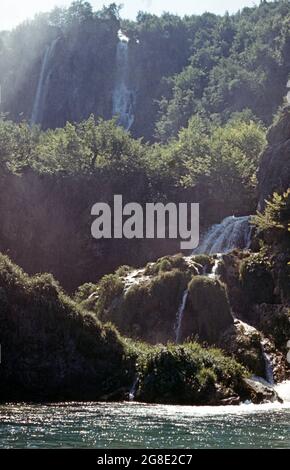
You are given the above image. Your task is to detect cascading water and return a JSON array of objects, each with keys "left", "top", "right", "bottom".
[
  {"left": 195, "top": 216, "right": 252, "bottom": 255},
  {"left": 112, "top": 31, "right": 135, "bottom": 131},
  {"left": 31, "top": 38, "right": 59, "bottom": 126},
  {"left": 129, "top": 378, "right": 138, "bottom": 401},
  {"left": 175, "top": 290, "right": 189, "bottom": 343},
  {"left": 261, "top": 342, "right": 275, "bottom": 385}
]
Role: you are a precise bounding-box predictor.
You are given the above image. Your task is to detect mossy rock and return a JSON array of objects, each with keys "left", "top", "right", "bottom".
[
  {"left": 182, "top": 276, "right": 234, "bottom": 345},
  {"left": 193, "top": 254, "right": 213, "bottom": 274},
  {"left": 144, "top": 254, "right": 198, "bottom": 276}
]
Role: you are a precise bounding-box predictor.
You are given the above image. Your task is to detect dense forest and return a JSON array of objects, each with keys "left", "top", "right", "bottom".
[{"left": 0, "top": 1, "right": 290, "bottom": 140}]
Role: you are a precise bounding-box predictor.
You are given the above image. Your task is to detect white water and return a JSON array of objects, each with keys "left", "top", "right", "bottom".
[
  {"left": 275, "top": 381, "right": 290, "bottom": 403},
  {"left": 113, "top": 31, "right": 135, "bottom": 131},
  {"left": 261, "top": 342, "right": 275, "bottom": 385},
  {"left": 208, "top": 254, "right": 223, "bottom": 279},
  {"left": 31, "top": 38, "right": 58, "bottom": 126},
  {"left": 195, "top": 216, "right": 252, "bottom": 255},
  {"left": 175, "top": 290, "right": 189, "bottom": 343}
]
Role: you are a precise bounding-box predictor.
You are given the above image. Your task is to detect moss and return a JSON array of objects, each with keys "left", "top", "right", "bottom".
[
  {"left": 193, "top": 254, "right": 213, "bottom": 273},
  {"left": 115, "top": 265, "right": 133, "bottom": 277},
  {"left": 184, "top": 276, "right": 234, "bottom": 345},
  {"left": 240, "top": 253, "right": 274, "bottom": 304},
  {"left": 144, "top": 254, "right": 196, "bottom": 276},
  {"left": 105, "top": 270, "right": 189, "bottom": 343}
]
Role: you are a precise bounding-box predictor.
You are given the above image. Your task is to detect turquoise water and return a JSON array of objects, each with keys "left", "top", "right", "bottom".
[{"left": 0, "top": 402, "right": 290, "bottom": 449}]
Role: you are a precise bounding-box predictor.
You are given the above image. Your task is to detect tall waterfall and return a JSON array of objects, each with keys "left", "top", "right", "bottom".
[
  {"left": 194, "top": 216, "right": 252, "bottom": 255},
  {"left": 112, "top": 31, "right": 135, "bottom": 131},
  {"left": 31, "top": 38, "right": 58, "bottom": 126}
]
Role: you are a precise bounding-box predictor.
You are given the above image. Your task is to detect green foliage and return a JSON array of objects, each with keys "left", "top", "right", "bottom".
[
  {"left": 0, "top": 253, "right": 134, "bottom": 401},
  {"left": 147, "top": 114, "right": 266, "bottom": 218},
  {"left": 73, "top": 282, "right": 99, "bottom": 310},
  {"left": 0, "top": 111, "right": 265, "bottom": 229},
  {"left": 253, "top": 189, "right": 290, "bottom": 235},
  {"left": 135, "top": 342, "right": 248, "bottom": 405},
  {"left": 155, "top": 1, "right": 290, "bottom": 141}
]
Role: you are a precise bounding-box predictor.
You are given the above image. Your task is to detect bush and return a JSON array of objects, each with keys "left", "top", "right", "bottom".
[{"left": 136, "top": 342, "right": 247, "bottom": 405}]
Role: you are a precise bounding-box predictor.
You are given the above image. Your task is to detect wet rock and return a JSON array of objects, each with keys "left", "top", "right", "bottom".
[{"left": 243, "top": 377, "right": 282, "bottom": 404}]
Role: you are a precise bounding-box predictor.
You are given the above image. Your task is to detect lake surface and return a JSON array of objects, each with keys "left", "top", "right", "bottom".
[{"left": 0, "top": 402, "right": 290, "bottom": 449}]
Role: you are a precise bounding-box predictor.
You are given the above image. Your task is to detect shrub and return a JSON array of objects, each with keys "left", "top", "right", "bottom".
[{"left": 136, "top": 342, "right": 247, "bottom": 405}]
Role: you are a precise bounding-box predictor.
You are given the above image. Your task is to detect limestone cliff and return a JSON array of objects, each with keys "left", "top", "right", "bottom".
[{"left": 258, "top": 106, "right": 290, "bottom": 209}]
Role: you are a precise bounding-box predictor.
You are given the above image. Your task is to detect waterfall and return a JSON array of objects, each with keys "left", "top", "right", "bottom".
[
  {"left": 129, "top": 378, "right": 138, "bottom": 401},
  {"left": 208, "top": 254, "right": 223, "bottom": 279},
  {"left": 112, "top": 31, "right": 135, "bottom": 131},
  {"left": 194, "top": 216, "right": 252, "bottom": 255},
  {"left": 175, "top": 290, "right": 189, "bottom": 343},
  {"left": 31, "top": 38, "right": 58, "bottom": 126},
  {"left": 261, "top": 342, "right": 275, "bottom": 385}
]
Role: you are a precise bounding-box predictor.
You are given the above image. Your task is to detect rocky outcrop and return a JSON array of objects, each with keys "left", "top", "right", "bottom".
[
  {"left": 258, "top": 106, "right": 290, "bottom": 210},
  {"left": 220, "top": 320, "right": 266, "bottom": 378},
  {"left": 242, "top": 378, "right": 281, "bottom": 404}
]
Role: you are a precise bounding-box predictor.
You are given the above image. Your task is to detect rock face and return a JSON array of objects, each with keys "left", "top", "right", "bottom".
[
  {"left": 258, "top": 106, "right": 290, "bottom": 210},
  {"left": 220, "top": 321, "right": 266, "bottom": 378}
]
